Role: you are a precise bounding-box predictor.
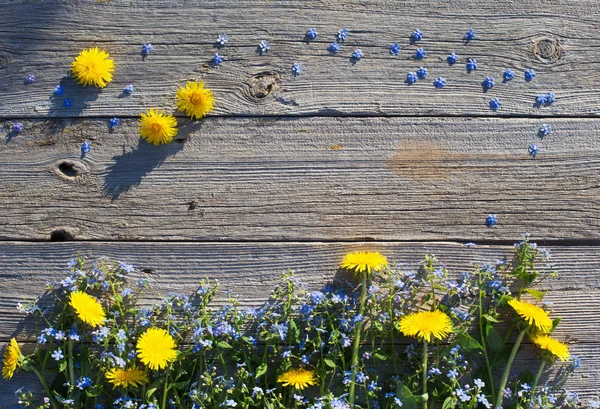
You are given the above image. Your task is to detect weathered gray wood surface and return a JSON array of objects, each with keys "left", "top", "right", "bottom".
[
  {"left": 0, "top": 0, "right": 599, "bottom": 117},
  {"left": 0, "top": 241, "right": 599, "bottom": 399},
  {"left": 2, "top": 0, "right": 600, "bottom": 402},
  {"left": 1, "top": 117, "right": 600, "bottom": 241}
]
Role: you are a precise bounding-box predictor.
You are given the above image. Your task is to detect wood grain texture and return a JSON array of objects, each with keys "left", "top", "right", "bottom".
[
  {"left": 0, "top": 0, "right": 599, "bottom": 117},
  {"left": 1, "top": 241, "right": 599, "bottom": 400},
  {"left": 1, "top": 241, "right": 599, "bottom": 340},
  {"left": 1, "top": 117, "right": 599, "bottom": 241}
]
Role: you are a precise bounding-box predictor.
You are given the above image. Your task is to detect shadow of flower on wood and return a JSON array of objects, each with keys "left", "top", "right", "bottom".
[{"left": 103, "top": 141, "right": 184, "bottom": 201}]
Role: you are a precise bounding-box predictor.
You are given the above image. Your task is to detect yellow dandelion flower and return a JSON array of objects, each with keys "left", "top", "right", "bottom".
[
  {"left": 508, "top": 299, "right": 552, "bottom": 333},
  {"left": 69, "top": 291, "right": 106, "bottom": 327},
  {"left": 2, "top": 338, "right": 22, "bottom": 380},
  {"left": 71, "top": 47, "right": 115, "bottom": 88},
  {"left": 532, "top": 334, "right": 570, "bottom": 362},
  {"left": 340, "top": 251, "right": 388, "bottom": 277},
  {"left": 139, "top": 109, "right": 178, "bottom": 145},
  {"left": 136, "top": 328, "right": 177, "bottom": 370},
  {"left": 175, "top": 81, "right": 215, "bottom": 120},
  {"left": 277, "top": 368, "right": 318, "bottom": 390},
  {"left": 106, "top": 367, "right": 149, "bottom": 388},
  {"left": 399, "top": 310, "right": 453, "bottom": 343}
]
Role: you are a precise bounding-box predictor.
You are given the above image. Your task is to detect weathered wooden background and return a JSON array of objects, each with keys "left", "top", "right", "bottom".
[{"left": 1, "top": 0, "right": 599, "bottom": 403}]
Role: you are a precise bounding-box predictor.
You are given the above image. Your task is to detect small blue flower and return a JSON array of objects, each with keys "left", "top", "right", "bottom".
[
  {"left": 329, "top": 41, "right": 341, "bottom": 52},
  {"left": 539, "top": 124, "right": 551, "bottom": 137},
  {"left": 81, "top": 142, "right": 92, "bottom": 153},
  {"left": 464, "top": 28, "right": 476, "bottom": 40},
  {"left": 489, "top": 97, "right": 501, "bottom": 110},
  {"left": 211, "top": 53, "right": 223, "bottom": 65},
  {"left": 447, "top": 52, "right": 459, "bottom": 64},
  {"left": 352, "top": 49, "right": 364, "bottom": 60},
  {"left": 474, "top": 379, "right": 485, "bottom": 388},
  {"left": 53, "top": 85, "right": 65, "bottom": 96},
  {"left": 51, "top": 349, "right": 64, "bottom": 361},
  {"left": 434, "top": 77, "right": 446, "bottom": 88},
  {"left": 545, "top": 92, "right": 555, "bottom": 104},
  {"left": 536, "top": 95, "right": 546, "bottom": 105},
  {"left": 525, "top": 68, "right": 536, "bottom": 81},
  {"left": 123, "top": 84, "right": 134, "bottom": 94},
  {"left": 64, "top": 98, "right": 73, "bottom": 108},
  {"left": 109, "top": 117, "right": 119, "bottom": 128},
  {"left": 417, "top": 67, "right": 428, "bottom": 79},
  {"left": 13, "top": 122, "right": 23, "bottom": 133},
  {"left": 76, "top": 377, "right": 93, "bottom": 390},
  {"left": 466, "top": 58, "right": 477, "bottom": 72},
  {"left": 406, "top": 72, "right": 418, "bottom": 84},
  {"left": 482, "top": 76, "right": 495, "bottom": 89},
  {"left": 258, "top": 40, "right": 271, "bottom": 53},
  {"left": 216, "top": 33, "right": 228, "bottom": 45},
  {"left": 281, "top": 350, "right": 291, "bottom": 359},
  {"left": 292, "top": 62, "right": 303, "bottom": 76},
  {"left": 447, "top": 369, "right": 459, "bottom": 379},
  {"left": 528, "top": 143, "right": 540, "bottom": 158},
  {"left": 25, "top": 74, "right": 35, "bottom": 84},
  {"left": 412, "top": 29, "right": 423, "bottom": 40},
  {"left": 415, "top": 47, "right": 427, "bottom": 59},
  {"left": 306, "top": 27, "right": 318, "bottom": 40},
  {"left": 486, "top": 214, "right": 497, "bottom": 227},
  {"left": 141, "top": 43, "right": 153, "bottom": 55},
  {"left": 503, "top": 69, "right": 515, "bottom": 81},
  {"left": 337, "top": 28, "right": 349, "bottom": 41},
  {"left": 390, "top": 43, "right": 401, "bottom": 55}
]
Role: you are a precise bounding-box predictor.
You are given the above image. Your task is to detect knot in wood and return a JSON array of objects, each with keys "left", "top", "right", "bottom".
[
  {"left": 0, "top": 52, "right": 12, "bottom": 69},
  {"left": 532, "top": 38, "right": 562, "bottom": 62},
  {"left": 247, "top": 71, "right": 280, "bottom": 99}
]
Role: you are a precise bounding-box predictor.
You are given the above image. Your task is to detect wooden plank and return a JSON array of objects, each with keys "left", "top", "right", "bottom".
[
  {"left": 1, "top": 117, "right": 599, "bottom": 241},
  {"left": 0, "top": 0, "right": 599, "bottom": 117},
  {"left": 1, "top": 241, "right": 599, "bottom": 340},
  {"left": 1, "top": 241, "right": 600, "bottom": 399}
]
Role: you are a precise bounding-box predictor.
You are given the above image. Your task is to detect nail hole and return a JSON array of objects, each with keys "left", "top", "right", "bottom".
[
  {"left": 50, "top": 229, "right": 75, "bottom": 242},
  {"left": 57, "top": 162, "right": 78, "bottom": 177}
]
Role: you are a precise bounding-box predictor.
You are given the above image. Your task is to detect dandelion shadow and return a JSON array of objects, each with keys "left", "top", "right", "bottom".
[
  {"left": 49, "top": 75, "right": 101, "bottom": 117},
  {"left": 102, "top": 141, "right": 184, "bottom": 201}
]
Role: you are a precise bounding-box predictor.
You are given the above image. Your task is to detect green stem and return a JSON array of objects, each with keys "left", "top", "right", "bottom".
[
  {"left": 162, "top": 369, "right": 170, "bottom": 409},
  {"left": 348, "top": 274, "right": 368, "bottom": 409},
  {"left": 31, "top": 367, "right": 60, "bottom": 409},
  {"left": 530, "top": 360, "right": 546, "bottom": 401},
  {"left": 478, "top": 275, "right": 496, "bottom": 403},
  {"left": 421, "top": 340, "right": 428, "bottom": 409},
  {"left": 495, "top": 330, "right": 526, "bottom": 409}
]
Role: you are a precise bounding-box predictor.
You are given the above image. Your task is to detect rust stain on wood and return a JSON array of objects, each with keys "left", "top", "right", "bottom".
[{"left": 387, "top": 141, "right": 505, "bottom": 181}]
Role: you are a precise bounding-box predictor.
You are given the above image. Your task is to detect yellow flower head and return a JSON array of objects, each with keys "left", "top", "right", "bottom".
[
  {"left": 106, "top": 367, "right": 149, "bottom": 388},
  {"left": 69, "top": 291, "right": 106, "bottom": 327},
  {"left": 2, "top": 338, "right": 22, "bottom": 380},
  {"left": 399, "top": 310, "right": 453, "bottom": 343},
  {"left": 139, "top": 109, "right": 178, "bottom": 145},
  {"left": 71, "top": 47, "right": 115, "bottom": 88},
  {"left": 176, "top": 81, "right": 215, "bottom": 120},
  {"left": 532, "top": 334, "right": 570, "bottom": 362},
  {"left": 136, "top": 328, "right": 177, "bottom": 370},
  {"left": 340, "top": 251, "right": 388, "bottom": 277},
  {"left": 277, "top": 368, "right": 318, "bottom": 390},
  {"left": 508, "top": 299, "right": 552, "bottom": 333}
]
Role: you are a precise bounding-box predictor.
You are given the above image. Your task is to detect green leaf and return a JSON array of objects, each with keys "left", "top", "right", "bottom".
[
  {"left": 525, "top": 289, "right": 546, "bottom": 301},
  {"left": 395, "top": 381, "right": 418, "bottom": 409},
  {"left": 146, "top": 379, "right": 162, "bottom": 400},
  {"left": 373, "top": 351, "right": 388, "bottom": 361},
  {"left": 485, "top": 323, "right": 503, "bottom": 353},
  {"left": 323, "top": 359, "right": 336, "bottom": 369},
  {"left": 216, "top": 341, "right": 233, "bottom": 349},
  {"left": 482, "top": 313, "right": 500, "bottom": 323},
  {"left": 457, "top": 333, "right": 483, "bottom": 352},
  {"left": 551, "top": 317, "right": 562, "bottom": 332},
  {"left": 255, "top": 363, "right": 268, "bottom": 378},
  {"left": 58, "top": 360, "right": 67, "bottom": 373},
  {"left": 442, "top": 397, "right": 457, "bottom": 409},
  {"left": 85, "top": 384, "right": 103, "bottom": 398}
]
